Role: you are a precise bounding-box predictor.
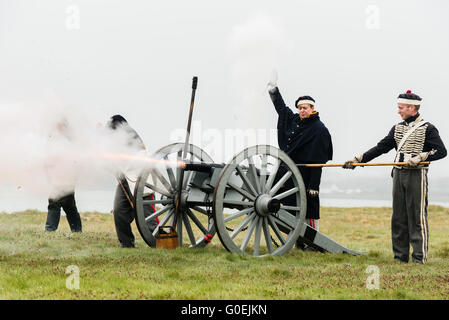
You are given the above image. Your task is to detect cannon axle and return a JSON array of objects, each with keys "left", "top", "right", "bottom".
[{"left": 254, "top": 195, "right": 280, "bottom": 217}]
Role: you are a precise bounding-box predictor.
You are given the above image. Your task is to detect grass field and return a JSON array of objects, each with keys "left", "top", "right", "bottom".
[{"left": 0, "top": 206, "right": 448, "bottom": 300}]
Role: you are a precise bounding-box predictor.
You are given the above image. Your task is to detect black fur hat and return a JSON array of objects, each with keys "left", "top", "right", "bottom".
[
  {"left": 397, "top": 90, "right": 422, "bottom": 105},
  {"left": 108, "top": 114, "right": 128, "bottom": 129}
]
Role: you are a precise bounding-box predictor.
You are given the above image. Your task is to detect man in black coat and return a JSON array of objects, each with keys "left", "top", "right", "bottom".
[
  {"left": 268, "top": 82, "right": 333, "bottom": 240},
  {"left": 107, "top": 115, "right": 158, "bottom": 248}
]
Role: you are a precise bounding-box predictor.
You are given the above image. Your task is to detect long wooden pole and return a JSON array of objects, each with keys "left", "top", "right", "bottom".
[
  {"left": 116, "top": 174, "right": 134, "bottom": 209},
  {"left": 296, "top": 161, "right": 430, "bottom": 167},
  {"left": 173, "top": 76, "right": 198, "bottom": 230}
]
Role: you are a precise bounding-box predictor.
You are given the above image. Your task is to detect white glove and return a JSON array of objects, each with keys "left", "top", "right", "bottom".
[
  {"left": 267, "top": 69, "right": 278, "bottom": 93},
  {"left": 407, "top": 152, "right": 429, "bottom": 167},
  {"left": 307, "top": 189, "right": 319, "bottom": 197},
  {"left": 343, "top": 154, "right": 363, "bottom": 169}
]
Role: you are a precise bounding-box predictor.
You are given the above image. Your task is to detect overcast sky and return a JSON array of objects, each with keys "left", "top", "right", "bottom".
[{"left": 0, "top": 0, "right": 448, "bottom": 211}]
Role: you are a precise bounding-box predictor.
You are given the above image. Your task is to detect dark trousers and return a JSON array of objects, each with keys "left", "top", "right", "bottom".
[
  {"left": 298, "top": 167, "right": 320, "bottom": 220},
  {"left": 275, "top": 166, "right": 320, "bottom": 220},
  {"left": 113, "top": 183, "right": 136, "bottom": 247},
  {"left": 46, "top": 192, "right": 82, "bottom": 232},
  {"left": 272, "top": 165, "right": 320, "bottom": 249},
  {"left": 113, "top": 182, "right": 158, "bottom": 248},
  {"left": 392, "top": 168, "right": 429, "bottom": 263}
]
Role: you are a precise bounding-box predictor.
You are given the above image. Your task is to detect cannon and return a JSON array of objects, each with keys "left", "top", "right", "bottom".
[
  {"left": 131, "top": 143, "right": 362, "bottom": 257},
  {"left": 130, "top": 77, "right": 362, "bottom": 257}
]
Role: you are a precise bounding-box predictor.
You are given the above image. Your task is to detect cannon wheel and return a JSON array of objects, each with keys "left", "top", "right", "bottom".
[
  {"left": 213, "top": 145, "right": 307, "bottom": 256},
  {"left": 134, "top": 143, "right": 215, "bottom": 248}
]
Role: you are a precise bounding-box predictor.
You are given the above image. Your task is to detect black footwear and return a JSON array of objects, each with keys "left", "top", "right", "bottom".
[
  {"left": 304, "top": 246, "right": 319, "bottom": 252},
  {"left": 120, "top": 241, "right": 135, "bottom": 248},
  {"left": 412, "top": 259, "right": 425, "bottom": 264},
  {"left": 394, "top": 257, "right": 409, "bottom": 263},
  {"left": 295, "top": 240, "right": 307, "bottom": 250}
]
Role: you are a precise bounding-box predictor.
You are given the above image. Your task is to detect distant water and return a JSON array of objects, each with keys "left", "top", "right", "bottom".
[
  {"left": 1, "top": 189, "right": 447, "bottom": 213},
  {"left": 321, "top": 198, "right": 449, "bottom": 208},
  {"left": 0, "top": 189, "right": 115, "bottom": 213}
]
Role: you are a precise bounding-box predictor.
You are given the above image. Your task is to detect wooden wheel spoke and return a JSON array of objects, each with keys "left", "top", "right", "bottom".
[
  {"left": 236, "top": 166, "right": 258, "bottom": 197},
  {"left": 280, "top": 205, "right": 301, "bottom": 211},
  {"left": 227, "top": 182, "right": 256, "bottom": 201},
  {"left": 268, "top": 171, "right": 292, "bottom": 196},
  {"left": 145, "top": 182, "right": 172, "bottom": 198},
  {"left": 253, "top": 217, "right": 263, "bottom": 256},
  {"left": 265, "top": 159, "right": 280, "bottom": 192},
  {"left": 260, "top": 155, "right": 268, "bottom": 193},
  {"left": 152, "top": 210, "right": 174, "bottom": 236},
  {"left": 163, "top": 155, "right": 177, "bottom": 188},
  {"left": 230, "top": 212, "right": 256, "bottom": 239},
  {"left": 247, "top": 156, "right": 261, "bottom": 194},
  {"left": 224, "top": 208, "right": 254, "bottom": 223},
  {"left": 262, "top": 218, "right": 274, "bottom": 253},
  {"left": 240, "top": 216, "right": 258, "bottom": 252},
  {"left": 152, "top": 168, "right": 173, "bottom": 193},
  {"left": 273, "top": 187, "right": 299, "bottom": 200},
  {"left": 150, "top": 172, "right": 159, "bottom": 190},
  {"left": 182, "top": 211, "right": 196, "bottom": 246},
  {"left": 186, "top": 209, "right": 209, "bottom": 235},
  {"left": 267, "top": 215, "right": 286, "bottom": 245},
  {"left": 146, "top": 205, "right": 173, "bottom": 222}
]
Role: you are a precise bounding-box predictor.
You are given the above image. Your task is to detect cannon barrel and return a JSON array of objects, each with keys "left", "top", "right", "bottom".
[{"left": 183, "top": 161, "right": 225, "bottom": 172}]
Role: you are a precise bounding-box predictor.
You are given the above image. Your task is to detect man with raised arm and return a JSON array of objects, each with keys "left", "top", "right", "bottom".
[{"left": 267, "top": 76, "right": 333, "bottom": 246}]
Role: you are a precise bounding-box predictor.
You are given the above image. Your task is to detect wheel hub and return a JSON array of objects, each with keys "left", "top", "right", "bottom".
[{"left": 254, "top": 194, "right": 280, "bottom": 217}]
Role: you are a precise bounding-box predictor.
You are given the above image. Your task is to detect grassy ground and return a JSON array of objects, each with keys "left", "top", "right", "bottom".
[{"left": 0, "top": 206, "right": 448, "bottom": 300}]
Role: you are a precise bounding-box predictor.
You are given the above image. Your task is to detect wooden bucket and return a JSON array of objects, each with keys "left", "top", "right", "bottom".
[{"left": 155, "top": 226, "right": 179, "bottom": 249}]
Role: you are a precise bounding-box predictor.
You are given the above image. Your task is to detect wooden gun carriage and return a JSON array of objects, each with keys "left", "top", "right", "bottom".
[
  {"left": 129, "top": 77, "right": 361, "bottom": 257},
  {"left": 131, "top": 143, "right": 362, "bottom": 257}
]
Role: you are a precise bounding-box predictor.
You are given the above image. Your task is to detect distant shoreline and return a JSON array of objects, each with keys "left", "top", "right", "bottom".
[
  {"left": 1, "top": 199, "right": 447, "bottom": 214},
  {"left": 321, "top": 198, "right": 449, "bottom": 208}
]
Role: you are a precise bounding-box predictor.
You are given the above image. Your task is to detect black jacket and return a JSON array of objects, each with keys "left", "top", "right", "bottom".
[
  {"left": 269, "top": 87, "right": 333, "bottom": 190},
  {"left": 362, "top": 113, "right": 447, "bottom": 163}
]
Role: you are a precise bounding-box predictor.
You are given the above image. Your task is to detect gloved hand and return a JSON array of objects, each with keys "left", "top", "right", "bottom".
[
  {"left": 307, "top": 189, "right": 319, "bottom": 197},
  {"left": 407, "top": 152, "right": 429, "bottom": 167},
  {"left": 267, "top": 69, "right": 278, "bottom": 93},
  {"left": 343, "top": 155, "right": 363, "bottom": 169}
]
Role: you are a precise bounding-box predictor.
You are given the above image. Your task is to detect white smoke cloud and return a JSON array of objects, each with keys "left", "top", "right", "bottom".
[
  {"left": 227, "top": 12, "right": 293, "bottom": 129},
  {"left": 0, "top": 100, "right": 156, "bottom": 200}
]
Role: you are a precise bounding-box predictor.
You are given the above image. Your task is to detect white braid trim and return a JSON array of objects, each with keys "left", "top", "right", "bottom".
[
  {"left": 296, "top": 100, "right": 315, "bottom": 107},
  {"left": 397, "top": 98, "right": 422, "bottom": 105}
]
